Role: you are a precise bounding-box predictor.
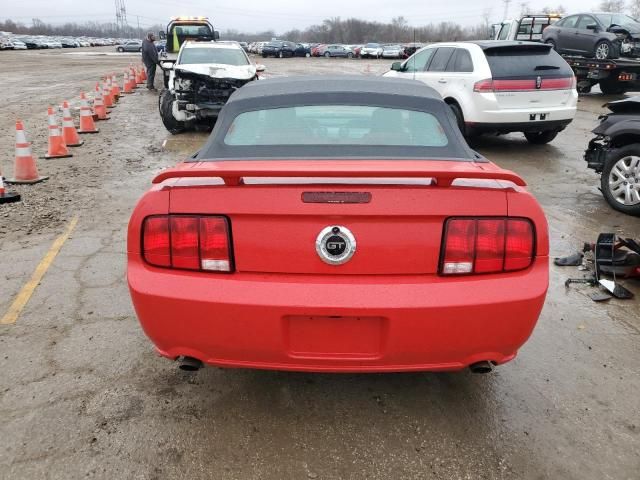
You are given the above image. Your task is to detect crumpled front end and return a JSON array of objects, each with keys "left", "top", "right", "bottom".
[
  {"left": 610, "top": 27, "right": 640, "bottom": 57},
  {"left": 172, "top": 69, "right": 255, "bottom": 122}
]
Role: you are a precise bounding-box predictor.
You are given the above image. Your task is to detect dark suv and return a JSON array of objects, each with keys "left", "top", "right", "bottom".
[{"left": 261, "top": 41, "right": 296, "bottom": 58}]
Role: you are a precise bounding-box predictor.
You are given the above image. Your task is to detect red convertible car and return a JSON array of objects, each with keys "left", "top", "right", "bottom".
[{"left": 128, "top": 76, "right": 549, "bottom": 373}]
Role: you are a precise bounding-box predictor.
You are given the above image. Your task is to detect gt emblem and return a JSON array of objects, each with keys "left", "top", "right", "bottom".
[
  {"left": 316, "top": 226, "right": 356, "bottom": 265},
  {"left": 536, "top": 76, "right": 542, "bottom": 89}
]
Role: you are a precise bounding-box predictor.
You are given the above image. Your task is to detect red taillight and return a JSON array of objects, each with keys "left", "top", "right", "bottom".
[
  {"left": 441, "top": 218, "right": 534, "bottom": 275},
  {"left": 200, "top": 217, "right": 232, "bottom": 272},
  {"left": 142, "top": 215, "right": 233, "bottom": 272},
  {"left": 142, "top": 216, "right": 170, "bottom": 267},
  {"left": 474, "top": 77, "right": 575, "bottom": 92},
  {"left": 473, "top": 78, "right": 494, "bottom": 93}
]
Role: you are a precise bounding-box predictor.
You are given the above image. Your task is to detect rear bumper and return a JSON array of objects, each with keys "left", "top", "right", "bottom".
[
  {"left": 468, "top": 119, "right": 573, "bottom": 135},
  {"left": 128, "top": 257, "right": 548, "bottom": 372}
]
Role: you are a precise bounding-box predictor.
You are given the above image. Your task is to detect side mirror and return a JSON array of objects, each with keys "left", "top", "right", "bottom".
[
  {"left": 255, "top": 64, "right": 266, "bottom": 72},
  {"left": 586, "top": 24, "right": 598, "bottom": 31},
  {"left": 391, "top": 61, "right": 404, "bottom": 72},
  {"left": 158, "top": 31, "right": 166, "bottom": 40},
  {"left": 214, "top": 30, "right": 220, "bottom": 40}
]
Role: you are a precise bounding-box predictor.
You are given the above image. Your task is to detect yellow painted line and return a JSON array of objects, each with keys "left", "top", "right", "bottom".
[{"left": 1, "top": 216, "right": 79, "bottom": 325}]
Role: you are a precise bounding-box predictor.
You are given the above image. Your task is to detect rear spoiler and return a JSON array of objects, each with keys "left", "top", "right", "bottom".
[{"left": 152, "top": 160, "right": 527, "bottom": 187}]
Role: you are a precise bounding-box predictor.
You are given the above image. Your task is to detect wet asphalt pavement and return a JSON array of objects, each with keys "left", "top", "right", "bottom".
[{"left": 0, "top": 48, "right": 639, "bottom": 479}]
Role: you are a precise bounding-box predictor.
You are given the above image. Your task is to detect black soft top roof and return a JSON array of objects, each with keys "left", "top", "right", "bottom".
[
  {"left": 194, "top": 75, "right": 480, "bottom": 162},
  {"left": 228, "top": 75, "right": 442, "bottom": 102}
]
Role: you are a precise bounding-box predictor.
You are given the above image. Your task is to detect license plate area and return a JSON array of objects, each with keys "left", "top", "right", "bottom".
[
  {"left": 529, "top": 113, "right": 550, "bottom": 121},
  {"left": 284, "top": 315, "right": 386, "bottom": 359}
]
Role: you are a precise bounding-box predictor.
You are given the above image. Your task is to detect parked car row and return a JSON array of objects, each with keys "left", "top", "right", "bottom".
[
  {"left": 244, "top": 40, "right": 425, "bottom": 59},
  {"left": 0, "top": 35, "right": 138, "bottom": 50}
]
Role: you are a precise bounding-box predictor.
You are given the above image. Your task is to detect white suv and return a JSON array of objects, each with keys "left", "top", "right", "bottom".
[{"left": 384, "top": 41, "right": 578, "bottom": 144}]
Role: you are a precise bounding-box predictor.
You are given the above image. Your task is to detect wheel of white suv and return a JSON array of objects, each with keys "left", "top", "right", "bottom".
[
  {"left": 448, "top": 102, "right": 466, "bottom": 136},
  {"left": 524, "top": 130, "right": 559, "bottom": 144},
  {"left": 324, "top": 52, "right": 331, "bottom": 58},
  {"left": 601, "top": 144, "right": 640, "bottom": 216}
]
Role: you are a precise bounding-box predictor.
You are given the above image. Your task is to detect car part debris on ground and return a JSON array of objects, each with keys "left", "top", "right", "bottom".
[{"left": 557, "top": 232, "right": 639, "bottom": 301}]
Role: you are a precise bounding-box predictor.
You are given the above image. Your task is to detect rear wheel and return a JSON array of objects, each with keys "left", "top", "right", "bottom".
[
  {"left": 324, "top": 52, "right": 331, "bottom": 58},
  {"left": 594, "top": 40, "right": 614, "bottom": 60},
  {"left": 347, "top": 52, "right": 353, "bottom": 58},
  {"left": 159, "top": 89, "right": 186, "bottom": 134},
  {"left": 601, "top": 144, "right": 640, "bottom": 216},
  {"left": 524, "top": 130, "right": 559, "bottom": 144},
  {"left": 117, "top": 47, "right": 124, "bottom": 52},
  {"left": 448, "top": 102, "right": 466, "bottom": 136}
]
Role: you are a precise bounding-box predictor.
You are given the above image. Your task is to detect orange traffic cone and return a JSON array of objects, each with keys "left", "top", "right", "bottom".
[
  {"left": 61, "top": 101, "right": 83, "bottom": 147},
  {"left": 122, "top": 71, "right": 133, "bottom": 94},
  {"left": 107, "top": 75, "right": 118, "bottom": 103},
  {"left": 43, "top": 106, "right": 72, "bottom": 159},
  {"left": 6, "top": 120, "right": 48, "bottom": 184},
  {"left": 93, "top": 89, "right": 109, "bottom": 121},
  {"left": 78, "top": 92, "right": 99, "bottom": 133},
  {"left": 0, "top": 173, "right": 21, "bottom": 204},
  {"left": 140, "top": 65, "right": 147, "bottom": 81},
  {"left": 130, "top": 69, "right": 138, "bottom": 90},
  {"left": 111, "top": 73, "right": 121, "bottom": 98},
  {"left": 135, "top": 67, "right": 143, "bottom": 84},
  {"left": 102, "top": 80, "right": 114, "bottom": 108}
]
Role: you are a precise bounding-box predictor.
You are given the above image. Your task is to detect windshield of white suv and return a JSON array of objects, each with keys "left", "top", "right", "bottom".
[
  {"left": 178, "top": 47, "right": 249, "bottom": 66},
  {"left": 365, "top": 43, "right": 380, "bottom": 48},
  {"left": 594, "top": 13, "right": 640, "bottom": 30},
  {"left": 224, "top": 105, "right": 448, "bottom": 147}
]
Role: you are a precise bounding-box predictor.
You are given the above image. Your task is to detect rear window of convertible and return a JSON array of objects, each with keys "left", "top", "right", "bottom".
[{"left": 223, "top": 105, "right": 449, "bottom": 147}]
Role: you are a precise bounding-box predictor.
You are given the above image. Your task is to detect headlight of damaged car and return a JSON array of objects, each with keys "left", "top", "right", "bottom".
[{"left": 175, "top": 77, "right": 192, "bottom": 91}]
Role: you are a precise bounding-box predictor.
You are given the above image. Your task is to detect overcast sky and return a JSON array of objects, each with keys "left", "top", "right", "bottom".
[{"left": 1, "top": 0, "right": 611, "bottom": 33}]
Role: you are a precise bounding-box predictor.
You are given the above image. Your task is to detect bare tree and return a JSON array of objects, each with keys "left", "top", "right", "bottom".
[
  {"left": 630, "top": 0, "right": 640, "bottom": 18},
  {"left": 598, "top": 0, "right": 625, "bottom": 11}
]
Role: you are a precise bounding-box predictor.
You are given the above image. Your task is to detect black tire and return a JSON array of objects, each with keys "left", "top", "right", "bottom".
[
  {"left": 278, "top": 50, "right": 284, "bottom": 58},
  {"left": 599, "top": 78, "right": 625, "bottom": 95},
  {"left": 138, "top": 47, "right": 142, "bottom": 52},
  {"left": 305, "top": 52, "right": 311, "bottom": 58},
  {"left": 324, "top": 52, "right": 331, "bottom": 58},
  {"left": 117, "top": 47, "right": 124, "bottom": 52},
  {"left": 594, "top": 39, "right": 614, "bottom": 60},
  {"left": 159, "top": 89, "right": 186, "bottom": 134},
  {"left": 524, "top": 130, "right": 559, "bottom": 144},
  {"left": 600, "top": 144, "right": 640, "bottom": 216},
  {"left": 347, "top": 52, "right": 353, "bottom": 58},
  {"left": 448, "top": 102, "right": 466, "bottom": 136}
]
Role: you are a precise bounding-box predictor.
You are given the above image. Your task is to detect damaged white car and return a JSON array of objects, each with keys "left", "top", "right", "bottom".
[{"left": 159, "top": 41, "right": 264, "bottom": 133}]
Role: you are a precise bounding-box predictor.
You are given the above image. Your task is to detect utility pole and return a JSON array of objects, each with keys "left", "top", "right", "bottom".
[{"left": 503, "top": 0, "right": 511, "bottom": 20}]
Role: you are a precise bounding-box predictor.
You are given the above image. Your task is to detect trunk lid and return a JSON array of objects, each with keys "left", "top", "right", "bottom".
[{"left": 159, "top": 160, "right": 522, "bottom": 276}]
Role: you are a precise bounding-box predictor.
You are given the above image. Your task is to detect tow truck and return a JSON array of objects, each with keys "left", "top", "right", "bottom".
[
  {"left": 493, "top": 14, "right": 640, "bottom": 94},
  {"left": 158, "top": 16, "right": 219, "bottom": 86}
]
